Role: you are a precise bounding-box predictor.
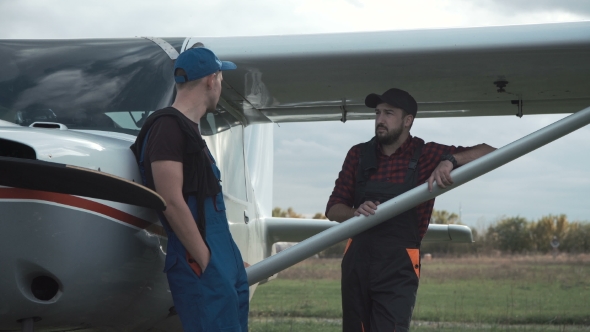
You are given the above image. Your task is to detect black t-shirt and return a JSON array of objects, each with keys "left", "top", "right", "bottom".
[{"left": 144, "top": 113, "right": 201, "bottom": 190}]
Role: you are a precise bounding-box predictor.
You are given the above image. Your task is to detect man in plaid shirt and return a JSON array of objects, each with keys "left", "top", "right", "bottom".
[{"left": 326, "top": 88, "right": 494, "bottom": 332}]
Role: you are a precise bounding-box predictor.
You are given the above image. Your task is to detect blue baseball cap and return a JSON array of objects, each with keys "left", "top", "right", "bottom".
[{"left": 174, "top": 47, "right": 237, "bottom": 83}]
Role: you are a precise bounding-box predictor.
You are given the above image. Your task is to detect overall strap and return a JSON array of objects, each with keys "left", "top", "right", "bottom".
[
  {"left": 403, "top": 140, "right": 424, "bottom": 183},
  {"left": 138, "top": 127, "right": 154, "bottom": 186},
  {"left": 354, "top": 137, "right": 377, "bottom": 208}
]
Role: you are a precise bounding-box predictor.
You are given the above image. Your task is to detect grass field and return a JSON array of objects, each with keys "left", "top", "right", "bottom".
[{"left": 249, "top": 254, "right": 590, "bottom": 331}]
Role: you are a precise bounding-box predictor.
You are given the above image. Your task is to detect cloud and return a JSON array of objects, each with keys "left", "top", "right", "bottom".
[
  {"left": 2, "top": 0, "right": 589, "bottom": 40},
  {"left": 0, "top": 0, "right": 334, "bottom": 39},
  {"left": 479, "top": 0, "right": 590, "bottom": 16}
]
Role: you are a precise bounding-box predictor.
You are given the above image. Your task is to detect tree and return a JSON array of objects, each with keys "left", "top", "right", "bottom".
[
  {"left": 529, "top": 214, "right": 568, "bottom": 253},
  {"left": 487, "top": 216, "right": 532, "bottom": 253},
  {"left": 312, "top": 213, "right": 327, "bottom": 220},
  {"left": 430, "top": 209, "right": 459, "bottom": 224},
  {"left": 560, "top": 221, "right": 590, "bottom": 253},
  {"left": 272, "top": 207, "right": 304, "bottom": 218}
]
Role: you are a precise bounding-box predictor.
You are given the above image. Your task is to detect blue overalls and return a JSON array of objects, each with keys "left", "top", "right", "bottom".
[{"left": 140, "top": 132, "right": 249, "bottom": 332}]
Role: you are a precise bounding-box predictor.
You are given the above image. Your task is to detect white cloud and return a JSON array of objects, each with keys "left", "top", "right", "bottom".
[{"left": 2, "top": 0, "right": 588, "bottom": 39}]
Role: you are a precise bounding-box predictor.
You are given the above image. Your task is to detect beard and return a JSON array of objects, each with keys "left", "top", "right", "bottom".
[{"left": 375, "top": 123, "right": 403, "bottom": 145}]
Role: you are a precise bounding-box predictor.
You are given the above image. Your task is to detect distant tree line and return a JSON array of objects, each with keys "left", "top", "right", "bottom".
[
  {"left": 273, "top": 207, "right": 590, "bottom": 257},
  {"left": 272, "top": 207, "right": 326, "bottom": 220},
  {"left": 422, "top": 212, "right": 590, "bottom": 256}
]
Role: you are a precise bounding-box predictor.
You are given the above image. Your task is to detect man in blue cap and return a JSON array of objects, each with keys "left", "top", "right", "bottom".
[{"left": 131, "top": 47, "right": 249, "bottom": 332}]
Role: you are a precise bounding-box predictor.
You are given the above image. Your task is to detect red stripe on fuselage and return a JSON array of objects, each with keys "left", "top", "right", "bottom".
[{"left": 0, "top": 188, "right": 165, "bottom": 236}]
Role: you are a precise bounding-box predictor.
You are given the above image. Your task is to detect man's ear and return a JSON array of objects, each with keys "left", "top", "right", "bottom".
[
  {"left": 404, "top": 114, "right": 414, "bottom": 128},
  {"left": 205, "top": 73, "right": 216, "bottom": 90}
]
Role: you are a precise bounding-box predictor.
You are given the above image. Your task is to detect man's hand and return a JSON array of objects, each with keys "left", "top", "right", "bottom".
[
  {"left": 427, "top": 144, "right": 496, "bottom": 192},
  {"left": 355, "top": 201, "right": 381, "bottom": 216},
  {"left": 153, "top": 160, "right": 211, "bottom": 271},
  {"left": 427, "top": 160, "right": 454, "bottom": 192}
]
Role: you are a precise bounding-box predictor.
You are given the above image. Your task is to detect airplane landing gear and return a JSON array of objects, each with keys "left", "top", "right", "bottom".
[{"left": 18, "top": 317, "right": 40, "bottom": 332}]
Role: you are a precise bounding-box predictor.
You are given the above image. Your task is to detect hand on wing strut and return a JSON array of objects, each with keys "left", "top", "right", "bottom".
[
  {"left": 355, "top": 201, "right": 380, "bottom": 217},
  {"left": 428, "top": 160, "right": 454, "bottom": 192}
]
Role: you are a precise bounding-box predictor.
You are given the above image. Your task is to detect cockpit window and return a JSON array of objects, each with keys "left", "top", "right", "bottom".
[
  {"left": 200, "top": 109, "right": 242, "bottom": 136},
  {"left": 15, "top": 108, "right": 58, "bottom": 125},
  {"left": 0, "top": 39, "right": 241, "bottom": 136},
  {"left": 104, "top": 107, "right": 241, "bottom": 136}
]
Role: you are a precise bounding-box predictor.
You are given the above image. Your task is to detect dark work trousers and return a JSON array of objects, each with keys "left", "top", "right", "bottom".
[
  {"left": 341, "top": 234, "right": 420, "bottom": 332},
  {"left": 342, "top": 143, "right": 423, "bottom": 332}
]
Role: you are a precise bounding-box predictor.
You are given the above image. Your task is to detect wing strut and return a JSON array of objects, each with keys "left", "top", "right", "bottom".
[{"left": 247, "top": 105, "right": 590, "bottom": 285}]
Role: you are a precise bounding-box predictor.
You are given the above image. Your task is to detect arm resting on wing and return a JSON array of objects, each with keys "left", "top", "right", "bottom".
[
  {"left": 428, "top": 143, "right": 496, "bottom": 192},
  {"left": 152, "top": 160, "right": 210, "bottom": 271},
  {"left": 455, "top": 143, "right": 497, "bottom": 166}
]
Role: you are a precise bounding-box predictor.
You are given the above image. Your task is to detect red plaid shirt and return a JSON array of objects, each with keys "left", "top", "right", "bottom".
[{"left": 326, "top": 135, "right": 468, "bottom": 239}]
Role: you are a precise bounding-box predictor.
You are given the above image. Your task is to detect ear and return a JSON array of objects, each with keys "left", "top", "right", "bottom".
[
  {"left": 404, "top": 114, "right": 414, "bottom": 128},
  {"left": 205, "top": 73, "right": 216, "bottom": 90}
]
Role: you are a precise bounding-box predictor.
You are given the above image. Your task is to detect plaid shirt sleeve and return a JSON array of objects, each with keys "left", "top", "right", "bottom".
[
  {"left": 415, "top": 142, "right": 469, "bottom": 238},
  {"left": 325, "top": 144, "right": 362, "bottom": 215}
]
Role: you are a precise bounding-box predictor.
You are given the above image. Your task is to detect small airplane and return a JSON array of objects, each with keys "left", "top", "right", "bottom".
[{"left": 1, "top": 21, "right": 589, "bottom": 331}]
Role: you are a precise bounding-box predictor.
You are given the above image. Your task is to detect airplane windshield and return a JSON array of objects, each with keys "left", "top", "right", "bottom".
[
  {"left": 103, "top": 110, "right": 241, "bottom": 135},
  {"left": 0, "top": 38, "right": 242, "bottom": 136}
]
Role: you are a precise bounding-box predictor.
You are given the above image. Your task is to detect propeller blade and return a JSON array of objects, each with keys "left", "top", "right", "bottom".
[{"left": 0, "top": 156, "right": 165, "bottom": 211}]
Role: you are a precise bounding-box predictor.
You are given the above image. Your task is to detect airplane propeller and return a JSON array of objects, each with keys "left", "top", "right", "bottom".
[{"left": 0, "top": 156, "right": 166, "bottom": 210}]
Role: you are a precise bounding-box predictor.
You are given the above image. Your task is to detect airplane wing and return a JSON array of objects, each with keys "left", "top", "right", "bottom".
[
  {"left": 255, "top": 217, "right": 472, "bottom": 284},
  {"left": 2, "top": 22, "right": 589, "bottom": 129},
  {"left": 187, "top": 21, "right": 590, "bottom": 124},
  {"left": 264, "top": 217, "right": 472, "bottom": 244},
  {"left": 265, "top": 217, "right": 337, "bottom": 243}
]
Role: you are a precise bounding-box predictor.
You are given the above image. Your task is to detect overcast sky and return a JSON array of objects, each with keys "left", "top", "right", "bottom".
[{"left": 1, "top": 0, "right": 589, "bottom": 230}]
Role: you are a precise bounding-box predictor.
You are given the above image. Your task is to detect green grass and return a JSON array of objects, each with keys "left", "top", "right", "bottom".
[
  {"left": 415, "top": 279, "right": 590, "bottom": 324},
  {"left": 410, "top": 322, "right": 590, "bottom": 331},
  {"left": 250, "top": 318, "right": 341, "bottom": 332},
  {"left": 250, "top": 279, "right": 342, "bottom": 318},
  {"left": 249, "top": 255, "right": 590, "bottom": 331},
  {"left": 250, "top": 319, "right": 590, "bottom": 332},
  {"left": 414, "top": 256, "right": 590, "bottom": 325}
]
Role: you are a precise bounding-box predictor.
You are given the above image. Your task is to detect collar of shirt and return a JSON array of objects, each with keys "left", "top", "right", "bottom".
[{"left": 375, "top": 135, "right": 414, "bottom": 159}]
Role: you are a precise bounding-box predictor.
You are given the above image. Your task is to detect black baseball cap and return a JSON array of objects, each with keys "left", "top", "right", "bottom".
[{"left": 365, "top": 88, "right": 418, "bottom": 116}]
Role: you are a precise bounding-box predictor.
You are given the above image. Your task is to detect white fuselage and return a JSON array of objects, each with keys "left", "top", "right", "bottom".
[{"left": 0, "top": 123, "right": 273, "bottom": 330}]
